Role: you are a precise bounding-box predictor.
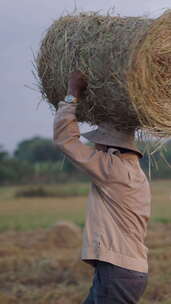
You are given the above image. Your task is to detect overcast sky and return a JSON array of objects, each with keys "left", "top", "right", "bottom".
[{"left": 1, "top": 0, "right": 170, "bottom": 153}]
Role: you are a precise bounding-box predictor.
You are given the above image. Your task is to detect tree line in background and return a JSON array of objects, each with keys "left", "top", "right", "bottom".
[{"left": 0, "top": 136, "right": 171, "bottom": 185}]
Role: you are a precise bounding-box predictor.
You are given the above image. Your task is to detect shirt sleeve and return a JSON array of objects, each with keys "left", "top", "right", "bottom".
[{"left": 53, "top": 101, "right": 124, "bottom": 185}]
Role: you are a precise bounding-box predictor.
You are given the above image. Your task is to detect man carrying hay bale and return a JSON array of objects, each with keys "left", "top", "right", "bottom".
[
  {"left": 38, "top": 11, "right": 171, "bottom": 138},
  {"left": 53, "top": 71, "right": 151, "bottom": 303}
]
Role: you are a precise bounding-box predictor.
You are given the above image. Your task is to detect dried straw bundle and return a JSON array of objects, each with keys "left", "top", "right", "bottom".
[
  {"left": 128, "top": 10, "right": 171, "bottom": 137},
  {"left": 36, "top": 11, "right": 171, "bottom": 136}
]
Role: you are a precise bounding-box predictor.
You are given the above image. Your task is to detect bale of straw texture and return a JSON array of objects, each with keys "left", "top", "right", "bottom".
[
  {"left": 127, "top": 10, "right": 171, "bottom": 137},
  {"left": 46, "top": 221, "right": 82, "bottom": 248},
  {"left": 36, "top": 11, "right": 171, "bottom": 135}
]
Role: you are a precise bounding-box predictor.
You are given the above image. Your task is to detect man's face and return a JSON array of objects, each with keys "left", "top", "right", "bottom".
[{"left": 95, "top": 144, "right": 107, "bottom": 152}]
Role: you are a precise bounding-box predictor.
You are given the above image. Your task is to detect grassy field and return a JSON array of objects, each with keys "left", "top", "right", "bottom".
[
  {"left": 0, "top": 180, "right": 171, "bottom": 231},
  {"left": 0, "top": 180, "right": 171, "bottom": 303},
  {"left": 0, "top": 183, "right": 90, "bottom": 231}
]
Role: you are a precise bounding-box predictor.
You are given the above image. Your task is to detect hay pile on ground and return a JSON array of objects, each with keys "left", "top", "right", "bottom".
[
  {"left": 36, "top": 11, "right": 171, "bottom": 136},
  {"left": 46, "top": 221, "right": 82, "bottom": 248}
]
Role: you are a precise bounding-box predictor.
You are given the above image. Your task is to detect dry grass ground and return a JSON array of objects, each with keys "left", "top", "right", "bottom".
[{"left": 0, "top": 180, "right": 170, "bottom": 303}]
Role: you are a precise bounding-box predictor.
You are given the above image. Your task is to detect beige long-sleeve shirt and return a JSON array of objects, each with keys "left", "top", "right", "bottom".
[{"left": 53, "top": 101, "right": 151, "bottom": 273}]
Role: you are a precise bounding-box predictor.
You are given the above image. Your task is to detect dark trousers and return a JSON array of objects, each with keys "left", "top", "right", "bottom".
[{"left": 82, "top": 261, "right": 148, "bottom": 304}]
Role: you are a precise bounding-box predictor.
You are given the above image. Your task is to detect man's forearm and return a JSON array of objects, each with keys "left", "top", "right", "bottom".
[{"left": 67, "top": 71, "right": 87, "bottom": 99}]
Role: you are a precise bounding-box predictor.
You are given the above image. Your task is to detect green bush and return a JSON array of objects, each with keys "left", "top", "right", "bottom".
[
  {"left": 15, "top": 184, "right": 89, "bottom": 198},
  {"left": 15, "top": 186, "right": 51, "bottom": 198},
  {"left": 0, "top": 158, "right": 34, "bottom": 185}
]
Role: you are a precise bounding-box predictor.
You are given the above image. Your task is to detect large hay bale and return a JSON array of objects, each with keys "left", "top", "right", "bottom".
[{"left": 36, "top": 11, "right": 171, "bottom": 136}]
